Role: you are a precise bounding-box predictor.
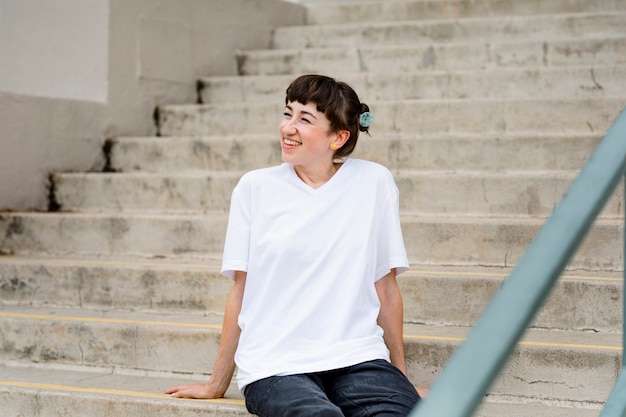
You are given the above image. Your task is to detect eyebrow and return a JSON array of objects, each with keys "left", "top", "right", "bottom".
[{"left": 285, "top": 104, "right": 319, "bottom": 120}]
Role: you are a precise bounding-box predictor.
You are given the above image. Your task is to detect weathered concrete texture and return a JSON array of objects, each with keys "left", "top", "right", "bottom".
[
  {"left": 0, "top": 364, "right": 602, "bottom": 417},
  {"left": 0, "top": 365, "right": 245, "bottom": 417},
  {"left": 201, "top": 65, "right": 626, "bottom": 103},
  {"left": 0, "top": 0, "right": 305, "bottom": 212},
  {"left": 1, "top": 213, "right": 622, "bottom": 270},
  {"left": 0, "top": 390, "right": 248, "bottom": 417},
  {"left": 52, "top": 170, "right": 623, "bottom": 218},
  {"left": 0, "top": 212, "right": 227, "bottom": 258},
  {"left": 403, "top": 324, "right": 621, "bottom": 405},
  {"left": 401, "top": 216, "right": 623, "bottom": 271},
  {"left": 304, "top": 0, "right": 626, "bottom": 25},
  {"left": 158, "top": 98, "right": 626, "bottom": 137},
  {"left": 274, "top": 12, "right": 626, "bottom": 49},
  {"left": 399, "top": 268, "right": 624, "bottom": 332},
  {"left": 0, "top": 308, "right": 221, "bottom": 374},
  {"left": 157, "top": 102, "right": 283, "bottom": 137},
  {"left": 0, "top": 257, "right": 229, "bottom": 313},
  {"left": 490, "top": 346, "right": 620, "bottom": 405},
  {"left": 355, "top": 133, "right": 603, "bottom": 172},
  {"left": 109, "top": 135, "right": 283, "bottom": 173},
  {"left": 53, "top": 172, "right": 242, "bottom": 213},
  {"left": 476, "top": 402, "right": 599, "bottom": 417},
  {"left": 427, "top": 328, "right": 621, "bottom": 404},
  {"left": 0, "top": 308, "right": 620, "bottom": 405},
  {"left": 237, "top": 37, "right": 626, "bottom": 75},
  {"left": 395, "top": 171, "right": 622, "bottom": 217},
  {"left": 109, "top": 133, "right": 603, "bottom": 173},
  {"left": 1, "top": 258, "right": 620, "bottom": 333}
]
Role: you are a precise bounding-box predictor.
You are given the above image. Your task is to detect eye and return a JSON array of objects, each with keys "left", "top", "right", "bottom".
[
  {"left": 301, "top": 117, "right": 311, "bottom": 124},
  {"left": 283, "top": 112, "right": 292, "bottom": 119}
]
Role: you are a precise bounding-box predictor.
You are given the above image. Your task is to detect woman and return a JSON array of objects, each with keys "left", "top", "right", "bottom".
[{"left": 167, "top": 74, "right": 422, "bottom": 416}]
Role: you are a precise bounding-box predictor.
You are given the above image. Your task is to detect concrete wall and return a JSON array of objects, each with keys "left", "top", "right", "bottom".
[{"left": 0, "top": 0, "right": 305, "bottom": 211}]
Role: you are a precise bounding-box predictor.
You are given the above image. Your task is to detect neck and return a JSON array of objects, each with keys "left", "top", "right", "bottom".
[{"left": 293, "top": 161, "right": 342, "bottom": 189}]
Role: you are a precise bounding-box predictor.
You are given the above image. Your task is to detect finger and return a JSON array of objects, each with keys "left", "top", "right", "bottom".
[
  {"left": 174, "top": 391, "right": 196, "bottom": 399},
  {"left": 170, "top": 390, "right": 189, "bottom": 398}
]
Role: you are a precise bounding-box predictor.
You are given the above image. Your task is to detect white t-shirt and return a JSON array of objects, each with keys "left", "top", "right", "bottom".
[{"left": 221, "top": 158, "right": 409, "bottom": 391}]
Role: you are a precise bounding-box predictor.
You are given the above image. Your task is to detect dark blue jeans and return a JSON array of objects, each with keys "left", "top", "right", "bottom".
[{"left": 243, "top": 359, "right": 420, "bottom": 417}]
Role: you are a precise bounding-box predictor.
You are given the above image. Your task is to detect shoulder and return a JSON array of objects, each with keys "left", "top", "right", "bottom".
[
  {"left": 237, "top": 164, "right": 289, "bottom": 187},
  {"left": 347, "top": 159, "right": 395, "bottom": 181},
  {"left": 345, "top": 159, "right": 399, "bottom": 200}
]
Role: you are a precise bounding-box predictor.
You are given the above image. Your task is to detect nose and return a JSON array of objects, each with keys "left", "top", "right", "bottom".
[{"left": 280, "top": 118, "right": 297, "bottom": 135}]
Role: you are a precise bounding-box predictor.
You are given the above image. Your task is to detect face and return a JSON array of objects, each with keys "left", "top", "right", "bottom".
[{"left": 280, "top": 101, "right": 345, "bottom": 168}]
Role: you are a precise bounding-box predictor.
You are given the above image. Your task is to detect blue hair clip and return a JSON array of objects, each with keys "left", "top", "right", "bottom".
[{"left": 359, "top": 111, "right": 374, "bottom": 128}]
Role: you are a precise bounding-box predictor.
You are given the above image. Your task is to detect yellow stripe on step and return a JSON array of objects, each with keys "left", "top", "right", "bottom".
[
  {"left": 407, "top": 269, "right": 623, "bottom": 282},
  {"left": 403, "top": 334, "right": 621, "bottom": 351},
  {"left": 0, "top": 312, "right": 221, "bottom": 330},
  {"left": 0, "top": 380, "right": 245, "bottom": 405},
  {"left": 1, "top": 312, "right": 620, "bottom": 351},
  {"left": 0, "top": 256, "right": 621, "bottom": 281},
  {"left": 0, "top": 256, "right": 221, "bottom": 270}
]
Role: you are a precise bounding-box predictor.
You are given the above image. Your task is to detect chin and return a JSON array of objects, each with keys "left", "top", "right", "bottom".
[{"left": 281, "top": 152, "right": 293, "bottom": 164}]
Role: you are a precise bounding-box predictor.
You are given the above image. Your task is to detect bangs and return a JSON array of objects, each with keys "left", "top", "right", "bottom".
[{"left": 285, "top": 75, "right": 344, "bottom": 124}]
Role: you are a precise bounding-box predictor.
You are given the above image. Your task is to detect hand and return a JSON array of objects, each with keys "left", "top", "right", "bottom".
[{"left": 166, "top": 383, "right": 225, "bottom": 399}]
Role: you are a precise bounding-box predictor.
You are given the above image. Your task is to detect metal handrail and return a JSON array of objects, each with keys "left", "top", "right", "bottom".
[{"left": 409, "top": 106, "right": 626, "bottom": 417}]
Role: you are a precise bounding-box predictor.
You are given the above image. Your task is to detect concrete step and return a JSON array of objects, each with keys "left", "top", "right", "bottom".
[
  {"left": 236, "top": 36, "right": 626, "bottom": 75},
  {"left": 0, "top": 213, "right": 622, "bottom": 270},
  {"left": 0, "top": 256, "right": 622, "bottom": 332},
  {"left": 0, "top": 306, "right": 620, "bottom": 405},
  {"left": 401, "top": 215, "right": 622, "bottom": 271},
  {"left": 108, "top": 133, "right": 603, "bottom": 173},
  {"left": 0, "top": 256, "right": 230, "bottom": 313},
  {"left": 0, "top": 363, "right": 603, "bottom": 417},
  {"left": 272, "top": 12, "right": 626, "bottom": 49},
  {"left": 0, "top": 307, "right": 222, "bottom": 376},
  {"left": 395, "top": 170, "right": 622, "bottom": 218},
  {"left": 303, "top": 0, "right": 626, "bottom": 25},
  {"left": 53, "top": 171, "right": 241, "bottom": 214},
  {"left": 108, "top": 134, "right": 283, "bottom": 173},
  {"left": 0, "top": 364, "right": 246, "bottom": 417},
  {"left": 0, "top": 211, "right": 228, "bottom": 259},
  {"left": 402, "top": 266, "right": 624, "bottom": 333},
  {"left": 51, "top": 170, "right": 623, "bottom": 218},
  {"left": 157, "top": 97, "right": 626, "bottom": 137},
  {"left": 200, "top": 65, "right": 626, "bottom": 104}
]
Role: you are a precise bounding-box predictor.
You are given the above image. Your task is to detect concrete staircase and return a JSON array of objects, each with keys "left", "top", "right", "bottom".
[{"left": 1, "top": 0, "right": 625, "bottom": 415}]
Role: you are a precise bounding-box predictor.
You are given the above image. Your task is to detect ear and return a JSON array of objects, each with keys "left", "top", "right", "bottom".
[{"left": 331, "top": 130, "right": 350, "bottom": 149}]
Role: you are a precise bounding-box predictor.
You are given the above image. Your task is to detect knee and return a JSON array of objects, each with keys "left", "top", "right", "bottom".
[{"left": 244, "top": 375, "right": 343, "bottom": 417}]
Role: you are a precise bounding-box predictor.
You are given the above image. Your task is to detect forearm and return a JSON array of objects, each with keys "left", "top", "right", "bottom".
[
  {"left": 380, "top": 307, "right": 407, "bottom": 374},
  {"left": 166, "top": 271, "right": 246, "bottom": 399},
  {"left": 207, "top": 311, "right": 240, "bottom": 393},
  {"left": 376, "top": 270, "right": 408, "bottom": 375},
  {"left": 207, "top": 271, "right": 245, "bottom": 394}
]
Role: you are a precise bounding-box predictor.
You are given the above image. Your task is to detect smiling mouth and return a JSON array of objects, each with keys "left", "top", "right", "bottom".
[{"left": 283, "top": 138, "right": 302, "bottom": 146}]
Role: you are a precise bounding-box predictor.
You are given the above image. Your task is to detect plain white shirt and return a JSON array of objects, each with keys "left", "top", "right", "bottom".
[{"left": 221, "top": 158, "right": 409, "bottom": 390}]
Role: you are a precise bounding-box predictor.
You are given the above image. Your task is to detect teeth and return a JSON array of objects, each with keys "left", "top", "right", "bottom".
[{"left": 284, "top": 138, "right": 301, "bottom": 146}]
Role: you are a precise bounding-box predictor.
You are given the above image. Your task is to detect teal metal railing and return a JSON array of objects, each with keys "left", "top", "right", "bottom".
[{"left": 409, "top": 106, "right": 626, "bottom": 417}]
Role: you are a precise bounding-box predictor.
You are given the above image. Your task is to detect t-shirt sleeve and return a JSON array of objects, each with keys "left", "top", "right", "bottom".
[
  {"left": 375, "top": 175, "right": 409, "bottom": 281},
  {"left": 221, "top": 177, "right": 251, "bottom": 279}
]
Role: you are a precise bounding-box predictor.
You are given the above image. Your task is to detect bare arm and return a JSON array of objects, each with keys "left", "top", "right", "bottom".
[
  {"left": 376, "top": 269, "right": 429, "bottom": 398},
  {"left": 167, "top": 270, "right": 246, "bottom": 398},
  {"left": 375, "top": 268, "right": 408, "bottom": 375}
]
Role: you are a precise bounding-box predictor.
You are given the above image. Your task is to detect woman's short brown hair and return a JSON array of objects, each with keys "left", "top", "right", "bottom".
[{"left": 285, "top": 74, "right": 370, "bottom": 159}]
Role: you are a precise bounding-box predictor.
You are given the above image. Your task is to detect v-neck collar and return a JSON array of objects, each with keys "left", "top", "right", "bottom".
[{"left": 288, "top": 158, "right": 352, "bottom": 193}]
